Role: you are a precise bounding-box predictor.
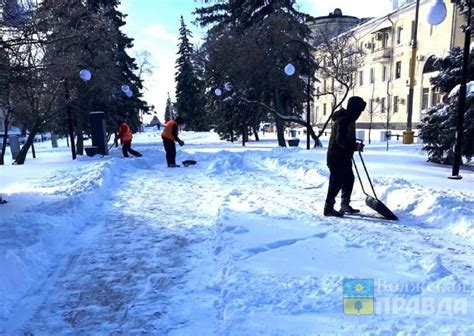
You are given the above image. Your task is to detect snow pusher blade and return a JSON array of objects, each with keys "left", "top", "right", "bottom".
[
  {"left": 365, "top": 195, "right": 398, "bottom": 221},
  {"left": 182, "top": 160, "right": 197, "bottom": 167},
  {"left": 352, "top": 142, "right": 398, "bottom": 221}
]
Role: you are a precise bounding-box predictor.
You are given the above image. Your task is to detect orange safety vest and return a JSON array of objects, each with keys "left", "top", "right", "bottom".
[
  {"left": 161, "top": 120, "right": 178, "bottom": 141},
  {"left": 119, "top": 123, "right": 133, "bottom": 143}
]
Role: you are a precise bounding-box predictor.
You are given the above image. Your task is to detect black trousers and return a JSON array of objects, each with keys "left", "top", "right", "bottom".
[
  {"left": 325, "top": 164, "right": 355, "bottom": 208},
  {"left": 162, "top": 137, "right": 176, "bottom": 166},
  {"left": 122, "top": 141, "right": 142, "bottom": 157}
]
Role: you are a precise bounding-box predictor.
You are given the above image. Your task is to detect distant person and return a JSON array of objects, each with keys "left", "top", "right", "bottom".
[
  {"left": 324, "top": 96, "right": 366, "bottom": 217},
  {"left": 0, "top": 195, "right": 6, "bottom": 204},
  {"left": 117, "top": 122, "right": 142, "bottom": 158},
  {"left": 161, "top": 116, "right": 185, "bottom": 167}
]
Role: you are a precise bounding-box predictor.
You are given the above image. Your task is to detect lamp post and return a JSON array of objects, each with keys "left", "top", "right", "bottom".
[
  {"left": 428, "top": 0, "right": 471, "bottom": 179},
  {"left": 282, "top": 40, "right": 312, "bottom": 150},
  {"left": 214, "top": 82, "right": 234, "bottom": 143},
  {"left": 403, "top": 0, "right": 421, "bottom": 145}
]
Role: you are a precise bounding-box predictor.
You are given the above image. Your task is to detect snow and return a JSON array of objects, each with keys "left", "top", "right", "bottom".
[
  {"left": 0, "top": 130, "right": 473, "bottom": 334},
  {"left": 449, "top": 80, "right": 474, "bottom": 98}
]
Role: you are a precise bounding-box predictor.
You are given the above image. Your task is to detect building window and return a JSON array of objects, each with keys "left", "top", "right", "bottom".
[
  {"left": 422, "top": 88, "right": 430, "bottom": 110},
  {"left": 323, "top": 79, "right": 327, "bottom": 92},
  {"left": 381, "top": 97, "right": 386, "bottom": 113},
  {"left": 382, "top": 32, "right": 389, "bottom": 48},
  {"left": 395, "top": 61, "right": 402, "bottom": 79},
  {"left": 369, "top": 99, "right": 374, "bottom": 113},
  {"left": 397, "top": 27, "right": 403, "bottom": 45},
  {"left": 394, "top": 96, "right": 399, "bottom": 113},
  {"left": 382, "top": 65, "right": 387, "bottom": 82},
  {"left": 431, "top": 87, "right": 441, "bottom": 105},
  {"left": 371, "top": 37, "right": 375, "bottom": 53},
  {"left": 411, "top": 20, "right": 416, "bottom": 44},
  {"left": 359, "top": 71, "right": 364, "bottom": 86},
  {"left": 323, "top": 103, "right": 327, "bottom": 116},
  {"left": 316, "top": 87, "right": 320, "bottom": 100},
  {"left": 370, "top": 68, "right": 375, "bottom": 84}
]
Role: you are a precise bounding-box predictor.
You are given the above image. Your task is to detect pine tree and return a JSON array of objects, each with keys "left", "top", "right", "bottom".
[
  {"left": 196, "top": 0, "right": 315, "bottom": 146},
  {"left": 86, "top": 0, "right": 148, "bottom": 130},
  {"left": 419, "top": 48, "right": 474, "bottom": 164},
  {"left": 175, "top": 16, "right": 207, "bottom": 131}
]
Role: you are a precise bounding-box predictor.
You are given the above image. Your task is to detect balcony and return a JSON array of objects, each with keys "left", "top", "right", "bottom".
[{"left": 372, "top": 48, "right": 392, "bottom": 62}]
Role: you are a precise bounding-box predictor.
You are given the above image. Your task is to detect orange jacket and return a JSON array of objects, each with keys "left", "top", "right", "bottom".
[
  {"left": 118, "top": 123, "right": 133, "bottom": 143},
  {"left": 161, "top": 120, "right": 178, "bottom": 141}
]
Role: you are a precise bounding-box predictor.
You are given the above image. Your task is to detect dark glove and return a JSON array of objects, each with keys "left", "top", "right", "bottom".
[
  {"left": 355, "top": 142, "right": 365, "bottom": 152},
  {"left": 178, "top": 140, "right": 184, "bottom": 147}
]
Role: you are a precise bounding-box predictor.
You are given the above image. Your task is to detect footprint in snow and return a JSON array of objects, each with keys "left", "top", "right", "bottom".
[
  {"left": 222, "top": 225, "right": 250, "bottom": 234},
  {"left": 235, "top": 231, "right": 328, "bottom": 260}
]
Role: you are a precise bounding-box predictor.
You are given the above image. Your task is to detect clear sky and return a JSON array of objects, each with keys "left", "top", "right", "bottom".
[{"left": 119, "top": 0, "right": 394, "bottom": 122}]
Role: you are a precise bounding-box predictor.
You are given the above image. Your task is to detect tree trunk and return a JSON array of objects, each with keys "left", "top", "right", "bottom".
[
  {"left": 0, "top": 114, "right": 9, "bottom": 165},
  {"left": 242, "top": 125, "right": 248, "bottom": 146},
  {"left": 274, "top": 88, "right": 286, "bottom": 147},
  {"left": 275, "top": 116, "right": 286, "bottom": 147},
  {"left": 76, "top": 116, "right": 84, "bottom": 156},
  {"left": 252, "top": 125, "right": 259, "bottom": 141},
  {"left": 14, "top": 129, "right": 38, "bottom": 165},
  {"left": 51, "top": 132, "right": 58, "bottom": 148},
  {"left": 76, "top": 132, "right": 84, "bottom": 156}
]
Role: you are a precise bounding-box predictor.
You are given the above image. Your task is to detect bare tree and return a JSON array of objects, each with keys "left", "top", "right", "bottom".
[{"left": 314, "top": 26, "right": 365, "bottom": 138}]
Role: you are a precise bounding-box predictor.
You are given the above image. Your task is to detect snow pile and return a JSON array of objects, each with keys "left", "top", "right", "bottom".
[
  {"left": 259, "top": 149, "right": 328, "bottom": 186},
  {"left": 206, "top": 151, "right": 255, "bottom": 175},
  {"left": 0, "top": 156, "right": 151, "bottom": 321},
  {"left": 382, "top": 180, "right": 474, "bottom": 240}
]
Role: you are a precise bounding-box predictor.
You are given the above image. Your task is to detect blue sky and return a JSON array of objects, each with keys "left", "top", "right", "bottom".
[{"left": 119, "top": 0, "right": 394, "bottom": 121}]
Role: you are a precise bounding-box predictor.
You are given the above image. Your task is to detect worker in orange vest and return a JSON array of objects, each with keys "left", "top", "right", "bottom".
[
  {"left": 161, "top": 116, "right": 184, "bottom": 167},
  {"left": 117, "top": 122, "right": 142, "bottom": 157}
]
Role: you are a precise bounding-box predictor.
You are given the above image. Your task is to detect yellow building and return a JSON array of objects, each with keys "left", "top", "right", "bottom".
[{"left": 313, "top": 0, "right": 465, "bottom": 132}]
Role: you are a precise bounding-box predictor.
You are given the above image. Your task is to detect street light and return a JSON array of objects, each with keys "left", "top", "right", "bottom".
[
  {"left": 427, "top": 0, "right": 448, "bottom": 24},
  {"left": 428, "top": 0, "right": 471, "bottom": 179},
  {"left": 214, "top": 82, "right": 234, "bottom": 143},
  {"left": 282, "top": 40, "right": 313, "bottom": 150}
]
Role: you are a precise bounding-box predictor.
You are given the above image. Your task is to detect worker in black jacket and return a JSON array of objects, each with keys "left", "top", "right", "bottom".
[{"left": 324, "top": 96, "right": 366, "bottom": 217}]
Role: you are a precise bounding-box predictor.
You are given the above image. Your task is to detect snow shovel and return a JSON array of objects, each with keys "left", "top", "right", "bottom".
[
  {"left": 182, "top": 160, "right": 197, "bottom": 167},
  {"left": 352, "top": 147, "right": 398, "bottom": 221}
]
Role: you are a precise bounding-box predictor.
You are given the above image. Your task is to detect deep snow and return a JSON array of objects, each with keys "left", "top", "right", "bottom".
[{"left": 0, "top": 130, "right": 473, "bottom": 335}]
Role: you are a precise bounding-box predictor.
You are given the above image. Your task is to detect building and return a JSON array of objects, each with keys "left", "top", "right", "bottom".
[
  {"left": 313, "top": 0, "right": 465, "bottom": 131},
  {"left": 308, "top": 8, "right": 367, "bottom": 46}
]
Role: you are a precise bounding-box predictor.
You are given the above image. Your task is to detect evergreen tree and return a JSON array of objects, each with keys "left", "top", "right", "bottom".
[
  {"left": 196, "top": 0, "right": 315, "bottom": 146},
  {"left": 175, "top": 16, "right": 207, "bottom": 131},
  {"left": 86, "top": 0, "right": 148, "bottom": 130},
  {"left": 419, "top": 48, "right": 474, "bottom": 164}
]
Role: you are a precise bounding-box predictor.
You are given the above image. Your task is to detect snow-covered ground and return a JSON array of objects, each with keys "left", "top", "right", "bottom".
[{"left": 0, "top": 130, "right": 473, "bottom": 335}]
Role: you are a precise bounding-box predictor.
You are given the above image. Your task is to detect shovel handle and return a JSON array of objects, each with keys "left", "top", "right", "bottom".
[
  {"left": 352, "top": 158, "right": 370, "bottom": 197},
  {"left": 357, "top": 151, "right": 378, "bottom": 200}
]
